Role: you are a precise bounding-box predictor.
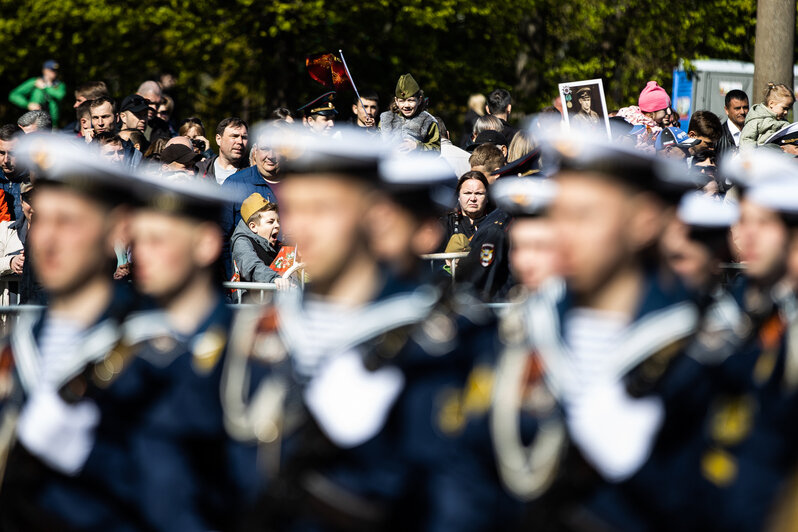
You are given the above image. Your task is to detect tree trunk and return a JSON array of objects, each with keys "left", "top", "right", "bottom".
[{"left": 753, "top": 0, "right": 797, "bottom": 102}]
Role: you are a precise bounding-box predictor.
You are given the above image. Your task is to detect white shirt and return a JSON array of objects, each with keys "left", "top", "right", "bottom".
[
  {"left": 441, "top": 139, "right": 472, "bottom": 178},
  {"left": 214, "top": 158, "right": 237, "bottom": 185},
  {"left": 727, "top": 119, "right": 742, "bottom": 147},
  {"left": 17, "top": 317, "right": 100, "bottom": 474},
  {"left": 562, "top": 308, "right": 664, "bottom": 482}
]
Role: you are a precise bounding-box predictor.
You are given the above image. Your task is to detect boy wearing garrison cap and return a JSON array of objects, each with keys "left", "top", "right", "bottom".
[
  {"left": 379, "top": 73, "right": 440, "bottom": 152},
  {"left": 231, "top": 192, "right": 289, "bottom": 288}
]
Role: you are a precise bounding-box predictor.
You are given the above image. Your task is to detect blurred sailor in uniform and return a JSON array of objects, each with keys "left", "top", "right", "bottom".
[
  {"left": 483, "top": 129, "right": 721, "bottom": 530},
  {"left": 682, "top": 150, "right": 798, "bottom": 531},
  {"left": 492, "top": 176, "right": 559, "bottom": 295},
  {"left": 221, "top": 126, "right": 515, "bottom": 531},
  {"left": 663, "top": 191, "right": 739, "bottom": 296},
  {"left": 0, "top": 133, "right": 141, "bottom": 530},
  {"left": 452, "top": 176, "right": 565, "bottom": 525},
  {"left": 116, "top": 170, "right": 247, "bottom": 530},
  {"left": 0, "top": 133, "right": 248, "bottom": 531}
]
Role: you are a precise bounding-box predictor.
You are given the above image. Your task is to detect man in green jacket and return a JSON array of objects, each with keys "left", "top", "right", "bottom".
[{"left": 9, "top": 60, "right": 66, "bottom": 126}]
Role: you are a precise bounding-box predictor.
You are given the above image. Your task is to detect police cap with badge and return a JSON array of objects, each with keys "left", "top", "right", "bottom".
[
  {"left": 15, "top": 132, "right": 138, "bottom": 206},
  {"left": 297, "top": 91, "right": 337, "bottom": 118}
]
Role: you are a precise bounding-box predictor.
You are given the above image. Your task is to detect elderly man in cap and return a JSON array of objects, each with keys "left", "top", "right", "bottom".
[
  {"left": 159, "top": 142, "right": 201, "bottom": 178},
  {"left": 9, "top": 60, "right": 66, "bottom": 125},
  {"left": 298, "top": 91, "right": 337, "bottom": 136}
]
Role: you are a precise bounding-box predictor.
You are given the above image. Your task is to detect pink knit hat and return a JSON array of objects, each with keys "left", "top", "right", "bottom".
[{"left": 638, "top": 81, "right": 671, "bottom": 113}]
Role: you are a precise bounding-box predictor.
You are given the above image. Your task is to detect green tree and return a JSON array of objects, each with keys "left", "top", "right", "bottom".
[{"left": 0, "top": 0, "right": 779, "bottom": 139}]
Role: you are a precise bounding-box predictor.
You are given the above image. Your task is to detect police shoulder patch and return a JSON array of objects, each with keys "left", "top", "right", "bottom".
[{"left": 480, "top": 243, "right": 495, "bottom": 267}]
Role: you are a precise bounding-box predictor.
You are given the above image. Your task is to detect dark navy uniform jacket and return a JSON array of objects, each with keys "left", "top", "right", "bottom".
[
  {"left": 223, "top": 276, "right": 520, "bottom": 531},
  {"left": 491, "top": 271, "right": 743, "bottom": 531},
  {"left": 0, "top": 288, "right": 245, "bottom": 532},
  {"left": 681, "top": 278, "right": 798, "bottom": 531},
  {"left": 456, "top": 209, "right": 512, "bottom": 301}
]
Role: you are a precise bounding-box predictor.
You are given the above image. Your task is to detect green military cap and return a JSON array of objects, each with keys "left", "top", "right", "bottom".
[{"left": 395, "top": 74, "right": 421, "bottom": 99}]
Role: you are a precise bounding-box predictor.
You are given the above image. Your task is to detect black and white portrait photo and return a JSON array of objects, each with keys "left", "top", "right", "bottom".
[{"left": 559, "top": 79, "right": 612, "bottom": 139}]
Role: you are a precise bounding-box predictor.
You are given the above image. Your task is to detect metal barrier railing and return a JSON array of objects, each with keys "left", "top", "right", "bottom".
[
  {"left": 420, "top": 252, "right": 470, "bottom": 282},
  {"left": 225, "top": 262, "right": 306, "bottom": 304},
  {"left": 223, "top": 282, "right": 278, "bottom": 304}
]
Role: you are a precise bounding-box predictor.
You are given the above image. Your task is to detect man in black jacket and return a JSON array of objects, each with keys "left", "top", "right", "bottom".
[
  {"left": 715, "top": 89, "right": 749, "bottom": 161},
  {"left": 486, "top": 89, "right": 519, "bottom": 143}
]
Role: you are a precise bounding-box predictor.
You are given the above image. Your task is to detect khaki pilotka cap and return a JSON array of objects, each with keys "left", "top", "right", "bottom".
[
  {"left": 240, "top": 193, "right": 272, "bottom": 224},
  {"left": 395, "top": 74, "right": 421, "bottom": 99}
]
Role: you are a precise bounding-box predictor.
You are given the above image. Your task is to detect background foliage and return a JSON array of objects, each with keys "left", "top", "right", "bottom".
[{"left": 0, "top": 0, "right": 774, "bottom": 138}]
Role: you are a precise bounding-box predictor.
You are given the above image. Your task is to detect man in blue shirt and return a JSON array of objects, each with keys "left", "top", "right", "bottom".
[{"left": 220, "top": 130, "right": 280, "bottom": 280}]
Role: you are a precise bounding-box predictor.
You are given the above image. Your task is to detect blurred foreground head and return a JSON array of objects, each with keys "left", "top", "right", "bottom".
[
  {"left": 723, "top": 149, "right": 798, "bottom": 286},
  {"left": 663, "top": 192, "right": 738, "bottom": 292},
  {"left": 492, "top": 176, "right": 559, "bottom": 292},
  {"left": 254, "top": 124, "right": 385, "bottom": 296},
  {"left": 367, "top": 151, "right": 454, "bottom": 276},
  {"left": 539, "top": 127, "right": 700, "bottom": 299},
  {"left": 127, "top": 171, "right": 229, "bottom": 302}
]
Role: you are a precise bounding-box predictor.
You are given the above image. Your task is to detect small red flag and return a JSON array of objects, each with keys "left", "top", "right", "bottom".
[
  {"left": 270, "top": 246, "right": 297, "bottom": 275},
  {"left": 306, "top": 53, "right": 351, "bottom": 91}
]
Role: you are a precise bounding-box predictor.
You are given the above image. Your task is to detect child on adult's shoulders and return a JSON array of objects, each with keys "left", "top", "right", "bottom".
[
  {"left": 231, "top": 193, "right": 291, "bottom": 290},
  {"left": 740, "top": 82, "right": 795, "bottom": 147}
]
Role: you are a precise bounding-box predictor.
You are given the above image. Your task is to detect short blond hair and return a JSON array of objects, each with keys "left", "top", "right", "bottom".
[
  {"left": 507, "top": 130, "right": 535, "bottom": 162},
  {"left": 764, "top": 82, "right": 795, "bottom": 106}
]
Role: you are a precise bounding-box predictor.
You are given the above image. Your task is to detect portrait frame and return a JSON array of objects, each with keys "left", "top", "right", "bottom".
[{"left": 558, "top": 79, "right": 612, "bottom": 140}]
